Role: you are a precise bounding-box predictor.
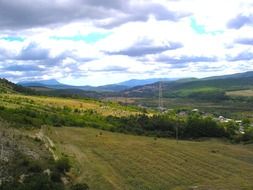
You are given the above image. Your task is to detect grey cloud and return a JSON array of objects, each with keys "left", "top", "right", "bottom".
[
  {"left": 0, "top": 44, "right": 94, "bottom": 81},
  {"left": 106, "top": 40, "right": 183, "bottom": 57},
  {"left": 0, "top": 0, "right": 120, "bottom": 29},
  {"left": 96, "top": 3, "right": 189, "bottom": 28},
  {"left": 196, "top": 65, "right": 224, "bottom": 72},
  {"left": 89, "top": 66, "right": 128, "bottom": 72},
  {"left": 4, "top": 64, "right": 45, "bottom": 72},
  {"left": 17, "top": 43, "right": 49, "bottom": 61},
  {"left": 0, "top": 48, "right": 9, "bottom": 60},
  {"left": 227, "top": 52, "right": 253, "bottom": 62},
  {"left": 235, "top": 38, "right": 253, "bottom": 45},
  {"left": 0, "top": 0, "right": 188, "bottom": 30},
  {"left": 227, "top": 14, "right": 253, "bottom": 29},
  {"left": 157, "top": 55, "right": 218, "bottom": 68}
]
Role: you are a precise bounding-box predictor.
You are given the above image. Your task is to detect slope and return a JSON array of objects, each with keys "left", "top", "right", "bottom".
[
  {"left": 122, "top": 76, "right": 253, "bottom": 99},
  {"left": 48, "top": 126, "right": 253, "bottom": 190},
  {"left": 0, "top": 78, "right": 36, "bottom": 94}
]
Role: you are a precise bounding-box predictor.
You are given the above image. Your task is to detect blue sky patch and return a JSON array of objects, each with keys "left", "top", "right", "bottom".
[
  {"left": 50, "top": 32, "right": 112, "bottom": 43},
  {"left": 190, "top": 17, "right": 223, "bottom": 36},
  {"left": 190, "top": 18, "right": 206, "bottom": 34},
  {"left": 0, "top": 36, "right": 25, "bottom": 42}
]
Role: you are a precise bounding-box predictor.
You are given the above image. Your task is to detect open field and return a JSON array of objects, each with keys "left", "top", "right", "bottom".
[
  {"left": 47, "top": 127, "right": 253, "bottom": 190},
  {"left": 226, "top": 90, "right": 253, "bottom": 97}
]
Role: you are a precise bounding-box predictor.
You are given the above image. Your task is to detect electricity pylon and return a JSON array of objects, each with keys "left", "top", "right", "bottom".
[{"left": 158, "top": 81, "right": 163, "bottom": 111}]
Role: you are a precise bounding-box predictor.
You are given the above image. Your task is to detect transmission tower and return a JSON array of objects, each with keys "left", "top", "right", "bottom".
[{"left": 158, "top": 81, "right": 163, "bottom": 111}]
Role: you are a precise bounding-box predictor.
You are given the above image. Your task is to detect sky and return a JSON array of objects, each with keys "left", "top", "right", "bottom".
[{"left": 0, "top": 0, "right": 253, "bottom": 86}]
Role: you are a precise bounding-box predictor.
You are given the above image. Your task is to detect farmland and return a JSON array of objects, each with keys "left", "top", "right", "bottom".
[
  {"left": 47, "top": 126, "right": 253, "bottom": 190},
  {"left": 1, "top": 78, "right": 253, "bottom": 189},
  {"left": 226, "top": 89, "right": 253, "bottom": 97}
]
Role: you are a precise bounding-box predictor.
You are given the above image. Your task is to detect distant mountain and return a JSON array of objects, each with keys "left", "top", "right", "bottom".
[
  {"left": 117, "top": 78, "right": 178, "bottom": 87},
  {"left": 18, "top": 79, "right": 129, "bottom": 92},
  {"left": 18, "top": 79, "right": 61, "bottom": 86},
  {"left": 18, "top": 78, "right": 178, "bottom": 92},
  {"left": 17, "top": 71, "right": 253, "bottom": 95}
]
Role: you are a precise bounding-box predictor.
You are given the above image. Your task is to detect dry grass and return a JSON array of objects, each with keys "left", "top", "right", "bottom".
[
  {"left": 226, "top": 90, "right": 253, "bottom": 97},
  {"left": 0, "top": 94, "right": 141, "bottom": 117},
  {"left": 48, "top": 127, "right": 253, "bottom": 190}
]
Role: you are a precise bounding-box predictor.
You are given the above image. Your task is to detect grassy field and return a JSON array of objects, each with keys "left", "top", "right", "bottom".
[
  {"left": 46, "top": 126, "right": 253, "bottom": 190},
  {"left": 0, "top": 93, "right": 142, "bottom": 117}
]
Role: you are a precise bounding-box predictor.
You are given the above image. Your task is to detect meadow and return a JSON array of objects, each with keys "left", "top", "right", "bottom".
[{"left": 47, "top": 126, "right": 253, "bottom": 190}]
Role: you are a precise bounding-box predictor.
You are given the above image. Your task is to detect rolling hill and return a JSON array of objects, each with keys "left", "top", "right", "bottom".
[
  {"left": 121, "top": 73, "right": 253, "bottom": 99},
  {"left": 17, "top": 78, "right": 179, "bottom": 92}
]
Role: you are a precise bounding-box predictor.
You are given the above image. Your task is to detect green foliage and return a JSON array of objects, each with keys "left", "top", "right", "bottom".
[
  {"left": 55, "top": 157, "right": 71, "bottom": 173},
  {"left": 184, "top": 115, "right": 227, "bottom": 138},
  {"left": 107, "top": 113, "right": 228, "bottom": 139},
  {"left": 0, "top": 174, "right": 64, "bottom": 190},
  {"left": 70, "top": 183, "right": 89, "bottom": 190},
  {"left": 0, "top": 78, "right": 37, "bottom": 95}
]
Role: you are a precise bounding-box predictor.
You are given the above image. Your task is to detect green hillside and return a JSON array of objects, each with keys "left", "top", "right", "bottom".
[
  {"left": 123, "top": 76, "right": 253, "bottom": 99},
  {"left": 0, "top": 78, "right": 36, "bottom": 94}
]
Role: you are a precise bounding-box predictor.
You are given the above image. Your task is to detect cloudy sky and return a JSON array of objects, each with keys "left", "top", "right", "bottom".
[{"left": 0, "top": 0, "right": 253, "bottom": 86}]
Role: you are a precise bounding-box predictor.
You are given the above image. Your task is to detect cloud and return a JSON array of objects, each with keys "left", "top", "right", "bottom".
[
  {"left": 227, "top": 51, "right": 253, "bottom": 61},
  {"left": 4, "top": 64, "right": 45, "bottom": 72},
  {"left": 1, "top": 0, "right": 253, "bottom": 85},
  {"left": 235, "top": 38, "right": 253, "bottom": 45},
  {"left": 156, "top": 55, "right": 218, "bottom": 68},
  {"left": 0, "top": 0, "right": 119, "bottom": 29},
  {"left": 88, "top": 66, "right": 128, "bottom": 72},
  {"left": 105, "top": 39, "right": 183, "bottom": 57},
  {"left": 0, "top": 0, "right": 187, "bottom": 30},
  {"left": 17, "top": 43, "right": 49, "bottom": 60},
  {"left": 96, "top": 2, "right": 189, "bottom": 28},
  {"left": 227, "top": 14, "right": 253, "bottom": 29}
]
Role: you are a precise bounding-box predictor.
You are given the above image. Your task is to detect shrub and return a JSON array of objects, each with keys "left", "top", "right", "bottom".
[
  {"left": 55, "top": 157, "right": 71, "bottom": 173},
  {"left": 70, "top": 183, "right": 89, "bottom": 190}
]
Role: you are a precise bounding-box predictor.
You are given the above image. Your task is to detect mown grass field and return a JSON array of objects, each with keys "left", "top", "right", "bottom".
[
  {"left": 226, "top": 90, "right": 253, "bottom": 97},
  {"left": 47, "top": 127, "right": 253, "bottom": 190}
]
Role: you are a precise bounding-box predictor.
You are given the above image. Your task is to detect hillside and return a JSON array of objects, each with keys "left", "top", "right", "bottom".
[
  {"left": 122, "top": 76, "right": 253, "bottom": 99},
  {"left": 48, "top": 126, "right": 253, "bottom": 190},
  {"left": 0, "top": 78, "right": 36, "bottom": 94}
]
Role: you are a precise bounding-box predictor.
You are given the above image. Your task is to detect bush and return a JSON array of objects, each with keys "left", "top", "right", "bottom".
[
  {"left": 55, "top": 157, "right": 71, "bottom": 173},
  {"left": 70, "top": 183, "right": 89, "bottom": 190}
]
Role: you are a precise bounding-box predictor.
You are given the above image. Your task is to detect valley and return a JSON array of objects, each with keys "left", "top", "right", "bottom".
[{"left": 1, "top": 72, "right": 253, "bottom": 189}]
